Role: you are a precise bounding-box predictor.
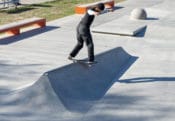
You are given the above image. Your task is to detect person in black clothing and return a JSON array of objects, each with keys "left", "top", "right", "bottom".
[{"left": 68, "top": 3, "right": 105, "bottom": 63}]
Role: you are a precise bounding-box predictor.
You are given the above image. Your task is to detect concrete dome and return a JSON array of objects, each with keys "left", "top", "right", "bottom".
[{"left": 130, "top": 8, "right": 147, "bottom": 20}]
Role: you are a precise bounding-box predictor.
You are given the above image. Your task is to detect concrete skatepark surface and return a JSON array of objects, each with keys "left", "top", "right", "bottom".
[{"left": 0, "top": 0, "right": 175, "bottom": 120}]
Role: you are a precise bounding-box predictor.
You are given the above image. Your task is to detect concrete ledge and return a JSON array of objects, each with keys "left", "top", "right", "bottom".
[
  {"left": 75, "top": 0, "right": 115, "bottom": 14},
  {"left": 92, "top": 16, "right": 147, "bottom": 36},
  {"left": 0, "top": 17, "right": 46, "bottom": 37}
]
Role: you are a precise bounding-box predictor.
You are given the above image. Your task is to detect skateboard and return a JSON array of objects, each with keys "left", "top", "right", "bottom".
[{"left": 71, "top": 59, "right": 97, "bottom": 67}]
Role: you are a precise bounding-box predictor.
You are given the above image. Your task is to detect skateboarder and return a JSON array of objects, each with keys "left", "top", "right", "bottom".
[{"left": 68, "top": 3, "right": 105, "bottom": 64}]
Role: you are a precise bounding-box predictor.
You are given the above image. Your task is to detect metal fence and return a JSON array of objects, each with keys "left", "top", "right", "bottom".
[{"left": 0, "top": 0, "right": 20, "bottom": 8}]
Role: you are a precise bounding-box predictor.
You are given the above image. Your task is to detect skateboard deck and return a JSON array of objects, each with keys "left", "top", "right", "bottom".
[{"left": 71, "top": 59, "right": 97, "bottom": 67}]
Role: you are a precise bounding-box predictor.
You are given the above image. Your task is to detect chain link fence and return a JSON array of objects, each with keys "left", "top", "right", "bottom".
[{"left": 0, "top": 0, "right": 20, "bottom": 9}]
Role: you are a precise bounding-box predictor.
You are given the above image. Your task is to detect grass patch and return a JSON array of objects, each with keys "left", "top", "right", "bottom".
[{"left": 0, "top": 0, "right": 125, "bottom": 25}]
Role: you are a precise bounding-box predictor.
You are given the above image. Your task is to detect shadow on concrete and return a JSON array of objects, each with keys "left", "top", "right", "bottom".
[
  {"left": 40, "top": 47, "right": 138, "bottom": 113},
  {"left": 135, "top": 26, "right": 147, "bottom": 37},
  {"left": 102, "top": 6, "right": 124, "bottom": 14},
  {"left": 6, "top": 7, "right": 35, "bottom": 14},
  {"left": 119, "top": 77, "right": 175, "bottom": 83},
  {"left": 0, "top": 26, "right": 59, "bottom": 45},
  {"left": 31, "top": 4, "right": 52, "bottom": 8},
  {"left": 135, "top": 18, "right": 158, "bottom": 37},
  {"left": 146, "top": 17, "right": 159, "bottom": 20},
  {"left": 0, "top": 60, "right": 43, "bottom": 94},
  {"left": 113, "top": 6, "right": 124, "bottom": 11},
  {"left": 82, "top": 94, "right": 157, "bottom": 121}
]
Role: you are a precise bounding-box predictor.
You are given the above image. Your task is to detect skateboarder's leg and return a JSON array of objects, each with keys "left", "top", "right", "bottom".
[
  {"left": 69, "top": 33, "right": 84, "bottom": 58},
  {"left": 82, "top": 34, "right": 94, "bottom": 62}
]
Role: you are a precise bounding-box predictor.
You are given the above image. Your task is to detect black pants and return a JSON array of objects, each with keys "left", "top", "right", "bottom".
[{"left": 70, "top": 24, "right": 94, "bottom": 61}]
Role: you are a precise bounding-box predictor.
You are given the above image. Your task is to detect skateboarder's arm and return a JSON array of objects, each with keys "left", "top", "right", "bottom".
[
  {"left": 105, "top": 4, "right": 114, "bottom": 12},
  {"left": 87, "top": 9, "right": 100, "bottom": 16}
]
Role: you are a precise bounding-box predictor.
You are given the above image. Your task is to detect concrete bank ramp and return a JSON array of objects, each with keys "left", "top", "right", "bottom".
[
  {"left": 0, "top": 75, "right": 75, "bottom": 121},
  {"left": 44, "top": 47, "right": 137, "bottom": 113},
  {"left": 0, "top": 47, "right": 137, "bottom": 121}
]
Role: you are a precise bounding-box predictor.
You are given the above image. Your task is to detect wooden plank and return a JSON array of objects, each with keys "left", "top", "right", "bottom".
[
  {"left": 0, "top": 17, "right": 46, "bottom": 36},
  {"left": 75, "top": 0, "right": 115, "bottom": 14}
]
